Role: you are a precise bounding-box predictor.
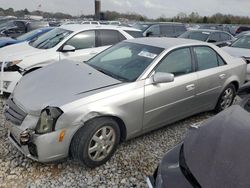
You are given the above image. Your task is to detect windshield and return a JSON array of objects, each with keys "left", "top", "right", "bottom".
[
  {"left": 29, "top": 28, "right": 72, "bottom": 49},
  {"left": 87, "top": 42, "right": 163, "bottom": 82},
  {"left": 231, "top": 35, "right": 250, "bottom": 49},
  {"left": 179, "top": 31, "right": 210, "bottom": 41},
  {"left": 133, "top": 23, "right": 151, "bottom": 32},
  {"left": 16, "top": 28, "right": 43, "bottom": 41}
]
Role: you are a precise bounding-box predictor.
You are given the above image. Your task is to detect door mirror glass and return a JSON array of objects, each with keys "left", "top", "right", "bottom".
[
  {"left": 153, "top": 72, "right": 174, "bottom": 83},
  {"left": 61, "top": 45, "right": 76, "bottom": 52},
  {"left": 247, "top": 64, "right": 250, "bottom": 74}
]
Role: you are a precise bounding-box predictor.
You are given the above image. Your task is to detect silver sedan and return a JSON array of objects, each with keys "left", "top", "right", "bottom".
[{"left": 5, "top": 38, "right": 246, "bottom": 167}]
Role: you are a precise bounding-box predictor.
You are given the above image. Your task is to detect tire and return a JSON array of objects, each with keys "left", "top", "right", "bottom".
[
  {"left": 215, "top": 83, "right": 236, "bottom": 112},
  {"left": 70, "top": 117, "right": 120, "bottom": 168}
]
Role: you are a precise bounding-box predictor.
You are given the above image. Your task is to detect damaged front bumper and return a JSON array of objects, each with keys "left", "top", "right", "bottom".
[{"left": 7, "top": 120, "right": 80, "bottom": 162}]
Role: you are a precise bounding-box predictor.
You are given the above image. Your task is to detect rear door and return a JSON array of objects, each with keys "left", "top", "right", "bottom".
[
  {"left": 193, "top": 46, "right": 228, "bottom": 110},
  {"left": 143, "top": 47, "right": 198, "bottom": 131}
]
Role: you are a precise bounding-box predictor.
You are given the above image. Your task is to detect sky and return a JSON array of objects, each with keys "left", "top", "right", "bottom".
[{"left": 0, "top": 0, "right": 250, "bottom": 18}]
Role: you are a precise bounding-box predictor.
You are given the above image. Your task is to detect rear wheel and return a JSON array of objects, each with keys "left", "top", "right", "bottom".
[
  {"left": 215, "top": 84, "right": 236, "bottom": 112},
  {"left": 70, "top": 117, "right": 120, "bottom": 168}
]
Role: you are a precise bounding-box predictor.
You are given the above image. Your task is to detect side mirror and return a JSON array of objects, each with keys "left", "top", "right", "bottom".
[
  {"left": 153, "top": 72, "right": 174, "bottom": 84},
  {"left": 207, "top": 39, "right": 216, "bottom": 43},
  {"left": 61, "top": 45, "right": 76, "bottom": 52}
]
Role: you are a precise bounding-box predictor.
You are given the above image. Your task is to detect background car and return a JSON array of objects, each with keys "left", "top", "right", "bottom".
[
  {"left": 222, "top": 34, "right": 250, "bottom": 80},
  {"left": 0, "top": 24, "right": 142, "bottom": 93},
  {"left": 235, "top": 25, "right": 250, "bottom": 35},
  {"left": 0, "top": 27, "right": 54, "bottom": 48},
  {"left": 4, "top": 38, "right": 246, "bottom": 168},
  {"left": 179, "top": 29, "right": 235, "bottom": 47},
  {"left": 147, "top": 98, "right": 250, "bottom": 188},
  {"left": 0, "top": 20, "right": 49, "bottom": 38},
  {"left": 133, "top": 22, "right": 187, "bottom": 37}
]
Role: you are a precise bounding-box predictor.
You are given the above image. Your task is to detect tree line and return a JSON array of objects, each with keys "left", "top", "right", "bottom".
[{"left": 1, "top": 7, "right": 250, "bottom": 24}]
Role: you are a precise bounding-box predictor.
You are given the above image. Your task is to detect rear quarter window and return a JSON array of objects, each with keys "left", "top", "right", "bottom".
[{"left": 97, "top": 30, "right": 126, "bottom": 46}]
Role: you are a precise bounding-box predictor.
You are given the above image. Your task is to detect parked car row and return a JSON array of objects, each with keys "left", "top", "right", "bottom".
[
  {"left": 0, "top": 20, "right": 250, "bottom": 188},
  {"left": 0, "top": 24, "right": 141, "bottom": 93},
  {"left": 3, "top": 35, "right": 247, "bottom": 168}
]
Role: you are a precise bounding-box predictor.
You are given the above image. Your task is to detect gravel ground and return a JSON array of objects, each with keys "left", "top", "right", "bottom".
[{"left": 0, "top": 96, "right": 214, "bottom": 188}]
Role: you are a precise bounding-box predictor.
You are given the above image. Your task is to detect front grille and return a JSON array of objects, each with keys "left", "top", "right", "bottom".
[{"left": 4, "top": 98, "right": 27, "bottom": 125}]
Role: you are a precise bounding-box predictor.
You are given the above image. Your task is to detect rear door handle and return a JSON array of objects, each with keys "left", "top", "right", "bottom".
[
  {"left": 186, "top": 84, "right": 195, "bottom": 91},
  {"left": 219, "top": 74, "right": 226, "bottom": 79}
]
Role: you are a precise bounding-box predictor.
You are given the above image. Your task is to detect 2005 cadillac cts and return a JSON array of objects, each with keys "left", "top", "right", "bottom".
[{"left": 4, "top": 38, "right": 246, "bottom": 167}]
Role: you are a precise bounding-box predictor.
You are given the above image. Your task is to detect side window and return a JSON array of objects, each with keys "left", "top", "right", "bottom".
[
  {"left": 208, "top": 33, "right": 220, "bottom": 42},
  {"left": 155, "top": 48, "right": 193, "bottom": 76},
  {"left": 220, "top": 33, "right": 231, "bottom": 41},
  {"left": 160, "top": 25, "right": 174, "bottom": 36},
  {"left": 194, "top": 46, "right": 219, "bottom": 71},
  {"left": 146, "top": 25, "right": 160, "bottom": 36},
  {"left": 65, "top": 30, "right": 95, "bottom": 50},
  {"left": 97, "top": 30, "right": 125, "bottom": 46}
]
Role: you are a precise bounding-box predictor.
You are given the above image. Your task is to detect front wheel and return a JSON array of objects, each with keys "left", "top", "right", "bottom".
[
  {"left": 70, "top": 117, "right": 120, "bottom": 168},
  {"left": 215, "top": 84, "right": 236, "bottom": 112}
]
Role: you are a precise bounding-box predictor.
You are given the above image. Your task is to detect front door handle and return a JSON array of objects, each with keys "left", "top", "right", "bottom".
[
  {"left": 219, "top": 74, "right": 226, "bottom": 79},
  {"left": 186, "top": 84, "right": 195, "bottom": 91}
]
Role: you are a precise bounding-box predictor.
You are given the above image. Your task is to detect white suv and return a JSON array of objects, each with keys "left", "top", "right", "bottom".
[{"left": 0, "top": 24, "right": 142, "bottom": 93}]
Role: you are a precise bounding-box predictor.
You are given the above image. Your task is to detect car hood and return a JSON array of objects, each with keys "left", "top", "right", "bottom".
[
  {"left": 0, "top": 42, "right": 45, "bottom": 62},
  {"left": 13, "top": 60, "right": 122, "bottom": 114},
  {"left": 183, "top": 105, "right": 250, "bottom": 188},
  {"left": 223, "top": 46, "right": 250, "bottom": 58}
]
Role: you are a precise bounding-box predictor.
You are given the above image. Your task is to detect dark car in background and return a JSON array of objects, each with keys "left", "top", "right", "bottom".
[
  {"left": 0, "top": 27, "right": 53, "bottom": 48},
  {"left": 179, "top": 29, "right": 235, "bottom": 47},
  {"left": 147, "top": 97, "right": 250, "bottom": 188},
  {"left": 235, "top": 25, "right": 250, "bottom": 35},
  {"left": 0, "top": 20, "right": 49, "bottom": 38},
  {"left": 133, "top": 22, "right": 187, "bottom": 37}
]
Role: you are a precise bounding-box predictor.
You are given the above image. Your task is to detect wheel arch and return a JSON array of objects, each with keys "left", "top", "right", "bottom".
[{"left": 84, "top": 115, "right": 127, "bottom": 143}]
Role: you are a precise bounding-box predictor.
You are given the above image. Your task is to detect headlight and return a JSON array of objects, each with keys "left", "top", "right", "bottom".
[
  {"left": 0, "top": 60, "right": 22, "bottom": 71},
  {"left": 35, "top": 107, "right": 63, "bottom": 134}
]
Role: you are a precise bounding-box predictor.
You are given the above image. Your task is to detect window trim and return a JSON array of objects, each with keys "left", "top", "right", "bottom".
[{"left": 191, "top": 45, "right": 227, "bottom": 72}]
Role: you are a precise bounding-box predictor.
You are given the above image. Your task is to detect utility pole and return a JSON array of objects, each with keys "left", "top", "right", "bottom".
[{"left": 95, "top": 0, "right": 101, "bottom": 20}]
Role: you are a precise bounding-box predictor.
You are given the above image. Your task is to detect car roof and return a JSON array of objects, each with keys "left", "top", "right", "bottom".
[
  {"left": 126, "top": 37, "right": 206, "bottom": 49},
  {"left": 136, "top": 22, "right": 184, "bottom": 25},
  {"left": 196, "top": 29, "right": 224, "bottom": 33},
  {"left": 59, "top": 24, "right": 141, "bottom": 32}
]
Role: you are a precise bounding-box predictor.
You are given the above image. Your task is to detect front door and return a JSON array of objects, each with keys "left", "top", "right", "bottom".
[{"left": 143, "top": 47, "right": 198, "bottom": 131}]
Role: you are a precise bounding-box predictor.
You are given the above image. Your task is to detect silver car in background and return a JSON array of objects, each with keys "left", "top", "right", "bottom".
[{"left": 5, "top": 38, "right": 246, "bottom": 167}]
